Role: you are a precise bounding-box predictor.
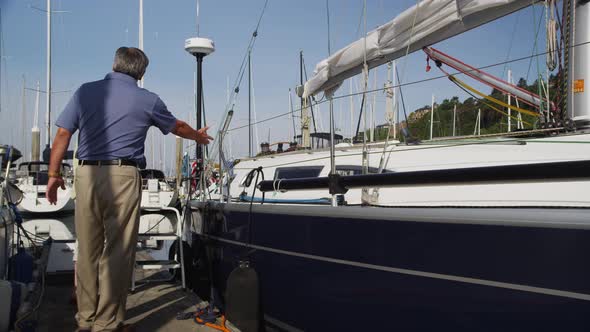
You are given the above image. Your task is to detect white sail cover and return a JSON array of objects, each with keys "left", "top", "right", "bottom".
[{"left": 303, "top": 0, "right": 534, "bottom": 98}]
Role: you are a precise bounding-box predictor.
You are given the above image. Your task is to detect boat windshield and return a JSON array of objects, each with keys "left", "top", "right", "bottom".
[
  {"left": 18, "top": 162, "right": 71, "bottom": 173},
  {"left": 16, "top": 162, "right": 72, "bottom": 185},
  {"left": 140, "top": 169, "right": 166, "bottom": 180}
]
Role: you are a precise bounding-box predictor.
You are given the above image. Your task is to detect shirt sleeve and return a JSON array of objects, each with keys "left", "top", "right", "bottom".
[
  {"left": 151, "top": 97, "right": 177, "bottom": 135},
  {"left": 56, "top": 88, "right": 81, "bottom": 133}
]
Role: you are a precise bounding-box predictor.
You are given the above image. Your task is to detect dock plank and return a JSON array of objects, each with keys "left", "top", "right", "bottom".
[{"left": 37, "top": 272, "right": 220, "bottom": 332}]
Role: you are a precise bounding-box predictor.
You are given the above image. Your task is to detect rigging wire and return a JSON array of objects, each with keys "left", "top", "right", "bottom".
[
  {"left": 193, "top": 0, "right": 270, "bottom": 162},
  {"left": 525, "top": 4, "right": 545, "bottom": 82},
  {"left": 501, "top": 10, "right": 522, "bottom": 80},
  {"left": 395, "top": 65, "right": 412, "bottom": 140},
  {"left": 227, "top": 0, "right": 269, "bottom": 114},
  {"left": 391, "top": 0, "right": 421, "bottom": 138},
  {"left": 227, "top": 40, "right": 590, "bottom": 133}
]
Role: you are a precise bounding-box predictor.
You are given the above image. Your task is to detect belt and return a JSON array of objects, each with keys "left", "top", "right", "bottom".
[{"left": 78, "top": 159, "right": 138, "bottom": 167}]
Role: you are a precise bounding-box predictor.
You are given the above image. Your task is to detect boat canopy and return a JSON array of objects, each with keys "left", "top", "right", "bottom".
[{"left": 303, "top": 0, "right": 534, "bottom": 99}]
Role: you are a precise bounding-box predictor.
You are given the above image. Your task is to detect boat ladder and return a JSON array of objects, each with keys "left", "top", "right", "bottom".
[{"left": 131, "top": 206, "right": 186, "bottom": 291}]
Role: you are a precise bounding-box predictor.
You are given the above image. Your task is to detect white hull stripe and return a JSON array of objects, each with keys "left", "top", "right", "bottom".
[{"left": 208, "top": 235, "right": 590, "bottom": 302}]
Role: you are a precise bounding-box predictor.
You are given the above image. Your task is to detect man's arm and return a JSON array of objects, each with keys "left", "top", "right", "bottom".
[
  {"left": 46, "top": 128, "right": 73, "bottom": 204},
  {"left": 171, "top": 120, "right": 213, "bottom": 145}
]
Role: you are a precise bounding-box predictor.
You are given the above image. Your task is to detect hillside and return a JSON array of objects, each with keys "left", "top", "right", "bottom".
[{"left": 369, "top": 75, "right": 561, "bottom": 142}]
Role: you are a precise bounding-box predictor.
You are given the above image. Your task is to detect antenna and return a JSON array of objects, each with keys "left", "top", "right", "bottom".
[
  {"left": 185, "top": 30, "right": 215, "bottom": 194},
  {"left": 196, "top": 0, "right": 200, "bottom": 36}
]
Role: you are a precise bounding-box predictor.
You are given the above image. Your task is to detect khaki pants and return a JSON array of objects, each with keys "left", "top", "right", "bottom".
[{"left": 74, "top": 165, "right": 141, "bottom": 331}]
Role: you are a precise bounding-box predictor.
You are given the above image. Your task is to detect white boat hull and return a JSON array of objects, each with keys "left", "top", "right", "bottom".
[
  {"left": 17, "top": 186, "right": 75, "bottom": 214},
  {"left": 229, "top": 133, "right": 590, "bottom": 207},
  {"left": 141, "top": 190, "right": 178, "bottom": 210}
]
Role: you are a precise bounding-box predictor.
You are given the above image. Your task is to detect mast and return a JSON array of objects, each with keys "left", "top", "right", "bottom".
[
  {"left": 384, "top": 62, "right": 397, "bottom": 140},
  {"left": 45, "top": 0, "right": 51, "bottom": 147},
  {"left": 289, "top": 89, "right": 296, "bottom": 141},
  {"left": 138, "top": 0, "right": 144, "bottom": 88},
  {"left": 248, "top": 50, "right": 252, "bottom": 157},
  {"left": 370, "top": 71, "right": 376, "bottom": 142},
  {"left": 507, "top": 69, "right": 512, "bottom": 132},
  {"left": 567, "top": 0, "right": 590, "bottom": 125},
  {"left": 298, "top": 51, "right": 311, "bottom": 149},
  {"left": 326, "top": 0, "right": 336, "bottom": 207},
  {"left": 22, "top": 76, "right": 27, "bottom": 161},
  {"left": 429, "top": 95, "right": 434, "bottom": 140},
  {"left": 300, "top": 50, "right": 303, "bottom": 130},
  {"left": 453, "top": 103, "right": 457, "bottom": 136},
  {"left": 32, "top": 81, "right": 41, "bottom": 162},
  {"left": 474, "top": 108, "right": 481, "bottom": 136},
  {"left": 393, "top": 62, "right": 398, "bottom": 140},
  {"left": 350, "top": 80, "right": 354, "bottom": 140}
]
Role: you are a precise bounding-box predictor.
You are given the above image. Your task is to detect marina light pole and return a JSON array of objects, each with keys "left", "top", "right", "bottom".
[{"left": 185, "top": 37, "right": 214, "bottom": 194}]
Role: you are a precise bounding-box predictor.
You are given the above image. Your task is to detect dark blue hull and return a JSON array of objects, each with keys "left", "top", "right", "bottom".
[{"left": 192, "top": 203, "right": 590, "bottom": 331}]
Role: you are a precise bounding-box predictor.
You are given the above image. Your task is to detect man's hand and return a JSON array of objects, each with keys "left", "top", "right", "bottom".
[
  {"left": 196, "top": 126, "right": 214, "bottom": 145},
  {"left": 47, "top": 176, "right": 66, "bottom": 205},
  {"left": 46, "top": 127, "right": 72, "bottom": 204},
  {"left": 172, "top": 120, "right": 214, "bottom": 145}
]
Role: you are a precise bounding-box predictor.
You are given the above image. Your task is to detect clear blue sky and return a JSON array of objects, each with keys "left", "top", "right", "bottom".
[{"left": 0, "top": 0, "right": 549, "bottom": 170}]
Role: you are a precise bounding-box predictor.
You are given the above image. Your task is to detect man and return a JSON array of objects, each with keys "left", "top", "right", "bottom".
[{"left": 46, "top": 47, "right": 212, "bottom": 332}]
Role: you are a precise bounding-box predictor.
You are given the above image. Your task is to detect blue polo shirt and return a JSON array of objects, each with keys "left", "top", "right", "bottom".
[{"left": 56, "top": 72, "right": 177, "bottom": 169}]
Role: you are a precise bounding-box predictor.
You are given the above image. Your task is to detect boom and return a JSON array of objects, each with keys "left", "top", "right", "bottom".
[{"left": 423, "top": 47, "right": 549, "bottom": 111}]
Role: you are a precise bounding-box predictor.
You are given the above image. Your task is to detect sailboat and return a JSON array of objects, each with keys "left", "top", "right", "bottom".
[
  {"left": 15, "top": 81, "right": 75, "bottom": 214},
  {"left": 15, "top": 161, "right": 74, "bottom": 214},
  {"left": 140, "top": 168, "right": 178, "bottom": 210},
  {"left": 188, "top": 1, "right": 590, "bottom": 331},
  {"left": 14, "top": 0, "right": 75, "bottom": 214}
]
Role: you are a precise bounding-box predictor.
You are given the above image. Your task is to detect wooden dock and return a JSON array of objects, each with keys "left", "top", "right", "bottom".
[{"left": 37, "top": 269, "right": 227, "bottom": 331}]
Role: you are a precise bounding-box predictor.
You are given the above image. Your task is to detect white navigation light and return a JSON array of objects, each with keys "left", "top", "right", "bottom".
[{"left": 184, "top": 37, "right": 215, "bottom": 56}]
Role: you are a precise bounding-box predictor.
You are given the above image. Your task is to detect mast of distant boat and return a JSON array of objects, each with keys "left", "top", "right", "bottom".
[
  {"left": 45, "top": 0, "right": 51, "bottom": 148},
  {"left": 22, "top": 76, "right": 27, "bottom": 161},
  {"left": 248, "top": 50, "right": 252, "bottom": 157},
  {"left": 139, "top": 0, "right": 144, "bottom": 88},
  {"left": 32, "top": 81, "right": 41, "bottom": 162}
]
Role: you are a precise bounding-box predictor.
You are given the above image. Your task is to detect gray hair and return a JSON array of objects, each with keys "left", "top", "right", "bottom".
[{"left": 112, "top": 47, "right": 149, "bottom": 81}]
